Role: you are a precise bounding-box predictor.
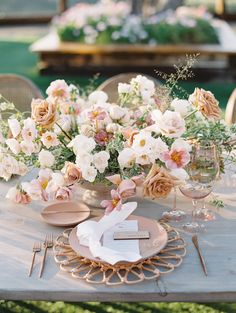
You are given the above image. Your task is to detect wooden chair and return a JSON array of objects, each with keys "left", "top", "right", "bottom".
[
  {"left": 225, "top": 88, "right": 236, "bottom": 124},
  {"left": 0, "top": 74, "right": 43, "bottom": 112},
  {"left": 97, "top": 73, "right": 160, "bottom": 103}
]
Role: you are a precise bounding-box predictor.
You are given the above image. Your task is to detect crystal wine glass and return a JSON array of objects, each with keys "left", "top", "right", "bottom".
[
  {"left": 179, "top": 143, "right": 219, "bottom": 232},
  {"left": 162, "top": 187, "right": 186, "bottom": 221}
]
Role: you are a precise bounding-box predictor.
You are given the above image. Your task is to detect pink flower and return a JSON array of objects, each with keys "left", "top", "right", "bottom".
[
  {"left": 22, "top": 179, "right": 48, "bottom": 201},
  {"left": 21, "top": 118, "right": 37, "bottom": 142},
  {"left": 160, "top": 139, "right": 191, "bottom": 169},
  {"left": 106, "top": 174, "right": 122, "bottom": 185},
  {"left": 41, "top": 131, "right": 59, "bottom": 149},
  {"left": 46, "top": 79, "right": 70, "bottom": 100},
  {"left": 131, "top": 173, "right": 145, "bottom": 186},
  {"left": 94, "top": 130, "right": 112, "bottom": 146},
  {"left": 88, "top": 107, "right": 107, "bottom": 121},
  {"left": 55, "top": 186, "right": 72, "bottom": 200},
  {"left": 59, "top": 101, "right": 81, "bottom": 115},
  {"left": 6, "top": 186, "right": 31, "bottom": 204},
  {"left": 118, "top": 179, "right": 136, "bottom": 198},
  {"left": 101, "top": 190, "right": 122, "bottom": 214}
]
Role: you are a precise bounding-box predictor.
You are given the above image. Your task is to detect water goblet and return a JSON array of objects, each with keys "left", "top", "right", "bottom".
[
  {"left": 179, "top": 143, "right": 219, "bottom": 232},
  {"left": 162, "top": 187, "right": 186, "bottom": 222}
]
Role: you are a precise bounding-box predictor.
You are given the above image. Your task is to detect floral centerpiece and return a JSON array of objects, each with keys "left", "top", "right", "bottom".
[
  {"left": 54, "top": 1, "right": 219, "bottom": 45},
  {"left": 1, "top": 61, "right": 236, "bottom": 212}
]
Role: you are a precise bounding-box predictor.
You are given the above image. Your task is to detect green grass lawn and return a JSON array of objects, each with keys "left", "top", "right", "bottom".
[
  {"left": 1, "top": 301, "right": 236, "bottom": 313},
  {"left": 0, "top": 35, "right": 236, "bottom": 312}
]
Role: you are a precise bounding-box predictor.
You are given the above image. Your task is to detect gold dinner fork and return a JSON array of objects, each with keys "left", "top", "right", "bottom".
[
  {"left": 39, "top": 233, "right": 53, "bottom": 278},
  {"left": 28, "top": 242, "right": 41, "bottom": 277}
]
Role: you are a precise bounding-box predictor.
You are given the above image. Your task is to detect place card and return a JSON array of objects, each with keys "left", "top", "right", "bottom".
[{"left": 102, "top": 220, "right": 140, "bottom": 255}]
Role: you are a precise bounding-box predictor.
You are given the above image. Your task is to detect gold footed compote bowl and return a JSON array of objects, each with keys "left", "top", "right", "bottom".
[{"left": 179, "top": 143, "right": 219, "bottom": 233}]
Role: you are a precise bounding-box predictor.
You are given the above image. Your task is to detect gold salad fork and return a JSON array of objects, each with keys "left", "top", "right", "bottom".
[
  {"left": 28, "top": 242, "right": 41, "bottom": 277},
  {"left": 39, "top": 233, "right": 53, "bottom": 278}
]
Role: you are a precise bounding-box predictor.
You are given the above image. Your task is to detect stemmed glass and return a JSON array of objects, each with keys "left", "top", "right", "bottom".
[
  {"left": 179, "top": 143, "right": 219, "bottom": 232},
  {"left": 162, "top": 187, "right": 186, "bottom": 221}
]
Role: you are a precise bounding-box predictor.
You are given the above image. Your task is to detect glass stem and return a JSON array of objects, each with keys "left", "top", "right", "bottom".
[
  {"left": 173, "top": 187, "right": 177, "bottom": 211},
  {"left": 192, "top": 199, "right": 198, "bottom": 224}
]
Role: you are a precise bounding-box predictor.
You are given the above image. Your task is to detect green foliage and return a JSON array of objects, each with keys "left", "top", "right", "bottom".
[{"left": 57, "top": 18, "right": 219, "bottom": 45}]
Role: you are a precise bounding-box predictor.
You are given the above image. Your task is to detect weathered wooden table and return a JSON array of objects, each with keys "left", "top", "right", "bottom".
[
  {"left": 31, "top": 20, "right": 236, "bottom": 77},
  {"left": 0, "top": 167, "right": 236, "bottom": 302}
]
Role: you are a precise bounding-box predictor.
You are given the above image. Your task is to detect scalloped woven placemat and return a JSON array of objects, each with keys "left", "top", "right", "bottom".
[{"left": 53, "top": 222, "right": 186, "bottom": 286}]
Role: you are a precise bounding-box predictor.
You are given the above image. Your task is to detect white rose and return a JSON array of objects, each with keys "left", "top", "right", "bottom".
[
  {"left": 118, "top": 83, "right": 132, "bottom": 94},
  {"left": 88, "top": 91, "right": 108, "bottom": 105},
  {"left": 20, "top": 141, "right": 35, "bottom": 156},
  {"left": 68, "top": 135, "right": 96, "bottom": 154},
  {"left": 80, "top": 124, "right": 94, "bottom": 137},
  {"left": 76, "top": 153, "right": 93, "bottom": 169},
  {"left": 6, "top": 138, "right": 21, "bottom": 154},
  {"left": 54, "top": 115, "right": 72, "bottom": 134},
  {"left": 6, "top": 186, "right": 18, "bottom": 201},
  {"left": 0, "top": 132, "right": 5, "bottom": 144},
  {"left": 171, "top": 99, "right": 190, "bottom": 117},
  {"left": 8, "top": 119, "right": 21, "bottom": 138},
  {"left": 38, "top": 150, "right": 55, "bottom": 168},
  {"left": 82, "top": 165, "right": 97, "bottom": 182},
  {"left": 17, "top": 162, "right": 28, "bottom": 176},
  {"left": 109, "top": 105, "right": 126, "bottom": 120},
  {"left": 106, "top": 123, "right": 119, "bottom": 133},
  {"left": 93, "top": 151, "right": 110, "bottom": 173},
  {"left": 118, "top": 148, "right": 135, "bottom": 169},
  {"left": 151, "top": 109, "right": 185, "bottom": 138}
]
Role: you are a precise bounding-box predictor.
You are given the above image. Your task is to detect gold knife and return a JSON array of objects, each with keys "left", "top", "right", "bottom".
[{"left": 192, "top": 235, "right": 208, "bottom": 276}]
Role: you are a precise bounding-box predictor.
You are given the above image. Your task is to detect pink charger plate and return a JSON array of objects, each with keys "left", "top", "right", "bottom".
[{"left": 69, "top": 214, "right": 168, "bottom": 264}]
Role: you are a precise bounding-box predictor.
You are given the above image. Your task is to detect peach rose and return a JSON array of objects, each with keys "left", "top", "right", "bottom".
[
  {"left": 31, "top": 98, "right": 57, "bottom": 129},
  {"left": 55, "top": 187, "right": 72, "bottom": 200},
  {"left": 143, "top": 164, "right": 179, "bottom": 199},
  {"left": 62, "top": 162, "right": 82, "bottom": 185},
  {"left": 189, "top": 88, "right": 221, "bottom": 120}
]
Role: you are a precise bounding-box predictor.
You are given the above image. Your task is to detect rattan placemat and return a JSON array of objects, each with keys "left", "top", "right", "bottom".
[{"left": 53, "top": 222, "right": 186, "bottom": 285}]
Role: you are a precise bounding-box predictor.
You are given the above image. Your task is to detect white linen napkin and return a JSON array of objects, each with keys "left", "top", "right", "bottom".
[{"left": 76, "top": 202, "right": 142, "bottom": 264}]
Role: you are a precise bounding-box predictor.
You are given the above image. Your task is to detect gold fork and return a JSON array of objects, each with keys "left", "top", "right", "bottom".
[
  {"left": 39, "top": 233, "right": 53, "bottom": 278},
  {"left": 28, "top": 242, "right": 41, "bottom": 277}
]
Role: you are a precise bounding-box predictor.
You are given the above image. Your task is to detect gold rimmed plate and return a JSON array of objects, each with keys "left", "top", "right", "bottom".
[{"left": 41, "top": 201, "right": 91, "bottom": 227}]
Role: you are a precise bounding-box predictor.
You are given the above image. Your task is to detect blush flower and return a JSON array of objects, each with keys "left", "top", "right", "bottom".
[
  {"left": 101, "top": 189, "right": 122, "bottom": 214},
  {"left": 21, "top": 118, "right": 37, "bottom": 142},
  {"left": 8, "top": 119, "right": 21, "bottom": 138},
  {"left": 151, "top": 109, "right": 185, "bottom": 138},
  {"left": 6, "top": 186, "right": 31, "bottom": 204},
  {"left": 118, "top": 179, "right": 136, "bottom": 198},
  {"left": 41, "top": 131, "right": 59, "bottom": 149},
  {"left": 160, "top": 139, "right": 191, "bottom": 169},
  {"left": 46, "top": 79, "right": 70, "bottom": 100},
  {"left": 55, "top": 186, "right": 72, "bottom": 200},
  {"left": 5, "top": 138, "right": 21, "bottom": 154},
  {"left": 88, "top": 107, "right": 107, "bottom": 121}
]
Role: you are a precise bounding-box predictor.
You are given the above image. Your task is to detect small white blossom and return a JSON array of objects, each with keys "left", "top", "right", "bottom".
[{"left": 38, "top": 150, "right": 55, "bottom": 168}]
